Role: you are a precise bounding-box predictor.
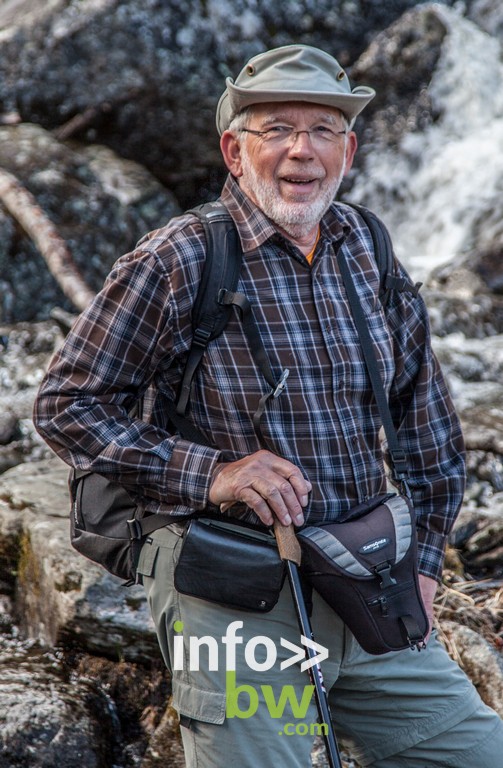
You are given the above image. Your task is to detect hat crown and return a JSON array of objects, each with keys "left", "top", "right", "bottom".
[{"left": 232, "top": 45, "right": 350, "bottom": 96}]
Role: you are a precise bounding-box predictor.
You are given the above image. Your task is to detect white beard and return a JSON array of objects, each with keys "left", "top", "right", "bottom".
[{"left": 239, "top": 145, "right": 346, "bottom": 240}]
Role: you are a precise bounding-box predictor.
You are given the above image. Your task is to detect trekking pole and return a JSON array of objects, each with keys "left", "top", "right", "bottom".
[{"left": 274, "top": 520, "right": 343, "bottom": 768}]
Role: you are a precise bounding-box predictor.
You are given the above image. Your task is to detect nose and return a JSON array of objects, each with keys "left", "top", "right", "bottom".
[{"left": 287, "top": 130, "right": 315, "bottom": 157}]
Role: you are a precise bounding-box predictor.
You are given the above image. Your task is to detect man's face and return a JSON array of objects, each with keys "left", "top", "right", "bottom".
[{"left": 221, "top": 102, "right": 357, "bottom": 239}]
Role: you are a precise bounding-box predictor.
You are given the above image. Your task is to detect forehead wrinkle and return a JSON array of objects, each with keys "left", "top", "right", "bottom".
[{"left": 254, "top": 107, "right": 344, "bottom": 129}]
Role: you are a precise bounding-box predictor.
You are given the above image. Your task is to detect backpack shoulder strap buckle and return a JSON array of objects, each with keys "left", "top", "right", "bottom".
[{"left": 273, "top": 368, "right": 290, "bottom": 398}]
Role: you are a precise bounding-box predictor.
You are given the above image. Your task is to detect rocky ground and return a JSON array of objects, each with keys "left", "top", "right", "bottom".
[{"left": 0, "top": 1, "right": 502, "bottom": 766}]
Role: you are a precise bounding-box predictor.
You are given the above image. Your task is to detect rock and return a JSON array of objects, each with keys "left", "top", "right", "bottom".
[
  {"left": 0, "top": 453, "right": 184, "bottom": 766},
  {"left": 349, "top": 4, "right": 447, "bottom": 148},
  {"left": 347, "top": 4, "right": 503, "bottom": 295},
  {"left": 0, "top": 636, "right": 116, "bottom": 767},
  {"left": 0, "top": 123, "right": 179, "bottom": 322},
  {"left": 0, "top": 321, "right": 66, "bottom": 468},
  {"left": 432, "top": 334, "right": 503, "bottom": 386},
  {"left": 139, "top": 704, "right": 185, "bottom": 768},
  {"left": 451, "top": 493, "right": 503, "bottom": 577},
  {"left": 0, "top": 412, "right": 17, "bottom": 445},
  {"left": 0, "top": 629, "right": 176, "bottom": 768},
  {"left": 425, "top": 280, "right": 503, "bottom": 339},
  {"left": 0, "top": 456, "right": 159, "bottom": 664}
]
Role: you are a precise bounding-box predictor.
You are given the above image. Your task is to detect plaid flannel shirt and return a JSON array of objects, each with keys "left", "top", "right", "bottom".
[{"left": 33, "top": 174, "right": 466, "bottom": 581}]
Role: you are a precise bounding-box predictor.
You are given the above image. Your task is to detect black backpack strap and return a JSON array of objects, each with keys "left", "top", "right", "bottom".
[
  {"left": 176, "top": 201, "right": 243, "bottom": 416},
  {"left": 336, "top": 247, "right": 411, "bottom": 495},
  {"left": 174, "top": 201, "right": 289, "bottom": 440},
  {"left": 345, "top": 203, "right": 421, "bottom": 307}
]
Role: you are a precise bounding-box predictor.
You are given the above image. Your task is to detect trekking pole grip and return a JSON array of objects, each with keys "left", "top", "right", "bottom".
[{"left": 273, "top": 519, "right": 302, "bottom": 566}]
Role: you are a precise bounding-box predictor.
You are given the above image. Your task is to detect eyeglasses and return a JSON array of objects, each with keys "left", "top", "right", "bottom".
[{"left": 240, "top": 125, "right": 347, "bottom": 148}]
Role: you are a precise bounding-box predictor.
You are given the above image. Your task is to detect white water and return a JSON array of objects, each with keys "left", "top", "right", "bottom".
[{"left": 350, "top": 4, "right": 503, "bottom": 285}]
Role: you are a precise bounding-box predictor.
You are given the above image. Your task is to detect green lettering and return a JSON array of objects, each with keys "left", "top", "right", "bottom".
[
  {"left": 262, "top": 684, "right": 315, "bottom": 719},
  {"left": 311, "top": 722, "right": 329, "bottom": 736},
  {"left": 225, "top": 671, "right": 259, "bottom": 719}
]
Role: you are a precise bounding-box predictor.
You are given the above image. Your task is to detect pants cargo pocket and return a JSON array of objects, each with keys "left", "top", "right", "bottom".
[
  {"left": 172, "top": 680, "right": 231, "bottom": 768},
  {"left": 172, "top": 678, "right": 226, "bottom": 726},
  {"left": 137, "top": 536, "right": 160, "bottom": 579},
  {"left": 136, "top": 531, "right": 178, "bottom": 673}
]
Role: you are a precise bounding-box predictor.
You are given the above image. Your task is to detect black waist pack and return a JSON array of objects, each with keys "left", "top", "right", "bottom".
[
  {"left": 174, "top": 517, "right": 286, "bottom": 612},
  {"left": 297, "top": 493, "right": 428, "bottom": 654}
]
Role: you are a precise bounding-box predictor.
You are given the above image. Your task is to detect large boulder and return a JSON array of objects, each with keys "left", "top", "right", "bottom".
[{"left": 0, "top": 453, "right": 185, "bottom": 765}]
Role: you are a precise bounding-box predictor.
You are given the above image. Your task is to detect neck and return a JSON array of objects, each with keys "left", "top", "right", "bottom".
[{"left": 276, "top": 223, "right": 320, "bottom": 256}]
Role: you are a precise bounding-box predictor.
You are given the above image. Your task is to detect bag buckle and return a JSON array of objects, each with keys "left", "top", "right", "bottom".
[
  {"left": 375, "top": 562, "right": 397, "bottom": 589},
  {"left": 400, "top": 615, "right": 427, "bottom": 651},
  {"left": 127, "top": 518, "right": 143, "bottom": 540}
]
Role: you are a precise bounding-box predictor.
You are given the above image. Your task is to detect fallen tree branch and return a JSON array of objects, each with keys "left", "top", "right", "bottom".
[
  {"left": 52, "top": 89, "right": 141, "bottom": 142},
  {"left": 53, "top": 103, "right": 113, "bottom": 141},
  {"left": 0, "top": 167, "right": 95, "bottom": 312}
]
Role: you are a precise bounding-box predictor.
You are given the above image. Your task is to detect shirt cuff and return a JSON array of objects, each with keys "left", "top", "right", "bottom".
[
  {"left": 416, "top": 528, "right": 448, "bottom": 583},
  {"left": 167, "top": 438, "right": 222, "bottom": 509}
]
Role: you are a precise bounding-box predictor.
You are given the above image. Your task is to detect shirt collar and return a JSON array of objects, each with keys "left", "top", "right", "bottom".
[{"left": 220, "top": 174, "right": 350, "bottom": 254}]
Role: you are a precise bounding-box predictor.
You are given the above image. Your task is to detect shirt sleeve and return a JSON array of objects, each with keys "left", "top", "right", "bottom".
[
  {"left": 32, "top": 238, "right": 221, "bottom": 513},
  {"left": 385, "top": 263, "right": 466, "bottom": 582}
]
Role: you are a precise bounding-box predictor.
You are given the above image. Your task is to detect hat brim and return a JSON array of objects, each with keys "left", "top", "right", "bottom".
[{"left": 216, "top": 82, "right": 375, "bottom": 135}]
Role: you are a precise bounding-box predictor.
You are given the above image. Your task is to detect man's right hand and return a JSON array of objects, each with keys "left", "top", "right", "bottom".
[{"left": 208, "top": 449, "right": 311, "bottom": 528}]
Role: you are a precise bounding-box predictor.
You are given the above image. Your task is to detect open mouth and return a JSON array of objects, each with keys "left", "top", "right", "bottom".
[{"left": 283, "top": 177, "right": 317, "bottom": 185}]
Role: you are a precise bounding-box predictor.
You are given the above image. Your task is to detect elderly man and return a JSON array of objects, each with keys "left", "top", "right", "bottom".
[{"left": 34, "top": 45, "right": 503, "bottom": 767}]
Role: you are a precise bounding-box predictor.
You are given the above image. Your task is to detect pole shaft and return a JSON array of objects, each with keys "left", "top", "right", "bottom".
[{"left": 286, "top": 561, "right": 342, "bottom": 768}]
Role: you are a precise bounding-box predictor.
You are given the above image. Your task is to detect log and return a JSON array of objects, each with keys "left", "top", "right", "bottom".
[{"left": 0, "top": 167, "right": 95, "bottom": 312}]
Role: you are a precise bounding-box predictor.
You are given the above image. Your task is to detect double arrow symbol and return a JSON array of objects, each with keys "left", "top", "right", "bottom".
[{"left": 280, "top": 636, "right": 329, "bottom": 672}]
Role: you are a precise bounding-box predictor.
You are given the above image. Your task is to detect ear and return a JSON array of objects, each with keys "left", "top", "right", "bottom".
[
  {"left": 343, "top": 131, "right": 358, "bottom": 176},
  {"left": 220, "top": 131, "right": 244, "bottom": 177}
]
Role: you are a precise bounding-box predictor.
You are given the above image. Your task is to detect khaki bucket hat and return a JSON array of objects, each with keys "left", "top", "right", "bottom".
[{"left": 216, "top": 44, "right": 375, "bottom": 135}]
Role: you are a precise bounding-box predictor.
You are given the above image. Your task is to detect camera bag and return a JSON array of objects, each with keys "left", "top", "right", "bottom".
[{"left": 297, "top": 493, "right": 428, "bottom": 653}]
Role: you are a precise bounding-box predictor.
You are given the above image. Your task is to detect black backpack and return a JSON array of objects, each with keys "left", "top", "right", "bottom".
[{"left": 69, "top": 201, "right": 419, "bottom": 582}]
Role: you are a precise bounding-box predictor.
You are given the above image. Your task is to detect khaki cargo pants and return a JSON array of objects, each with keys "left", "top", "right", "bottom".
[{"left": 138, "top": 525, "right": 503, "bottom": 767}]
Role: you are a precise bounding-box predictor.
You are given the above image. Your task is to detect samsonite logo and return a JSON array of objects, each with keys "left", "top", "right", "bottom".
[{"left": 358, "top": 537, "right": 390, "bottom": 554}]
